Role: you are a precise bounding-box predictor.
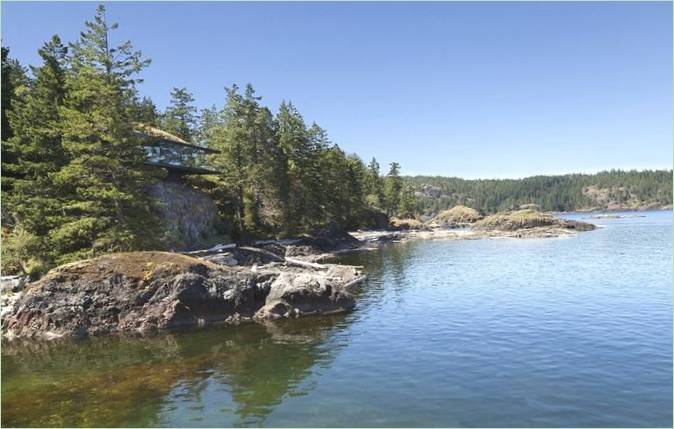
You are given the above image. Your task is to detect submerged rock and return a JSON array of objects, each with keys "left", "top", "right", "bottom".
[{"left": 1, "top": 251, "right": 363, "bottom": 339}]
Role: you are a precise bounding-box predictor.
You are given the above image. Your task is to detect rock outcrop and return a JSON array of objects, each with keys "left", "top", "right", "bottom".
[
  {"left": 581, "top": 185, "right": 670, "bottom": 211},
  {"left": 430, "top": 205, "right": 482, "bottom": 227},
  {"left": 255, "top": 265, "right": 362, "bottom": 320},
  {"left": 147, "top": 180, "right": 225, "bottom": 251},
  {"left": 352, "top": 209, "right": 596, "bottom": 242},
  {"left": 2, "top": 251, "right": 363, "bottom": 339},
  {"left": 284, "top": 226, "right": 363, "bottom": 257},
  {"left": 390, "top": 218, "right": 426, "bottom": 230},
  {"left": 474, "top": 209, "right": 595, "bottom": 232}
]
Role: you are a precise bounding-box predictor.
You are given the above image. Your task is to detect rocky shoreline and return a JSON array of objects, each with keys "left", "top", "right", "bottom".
[
  {"left": 354, "top": 208, "right": 597, "bottom": 244},
  {"left": 1, "top": 245, "right": 365, "bottom": 339},
  {"left": 1, "top": 211, "right": 597, "bottom": 340}
]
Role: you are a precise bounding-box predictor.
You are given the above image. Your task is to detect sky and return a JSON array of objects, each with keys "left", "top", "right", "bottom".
[{"left": 1, "top": 1, "right": 672, "bottom": 179}]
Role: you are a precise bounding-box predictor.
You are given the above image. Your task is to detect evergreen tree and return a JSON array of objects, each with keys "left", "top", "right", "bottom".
[
  {"left": 197, "top": 105, "right": 220, "bottom": 144},
  {"left": 209, "top": 85, "right": 251, "bottom": 238},
  {"left": 275, "top": 101, "right": 313, "bottom": 233},
  {"left": 1, "top": 47, "right": 28, "bottom": 202},
  {"left": 130, "top": 96, "right": 159, "bottom": 125},
  {"left": 384, "top": 162, "right": 403, "bottom": 216},
  {"left": 162, "top": 87, "right": 197, "bottom": 141},
  {"left": 364, "top": 157, "right": 384, "bottom": 208},
  {"left": 1, "top": 46, "right": 28, "bottom": 141},
  {"left": 51, "top": 4, "right": 162, "bottom": 263},
  {"left": 1, "top": 36, "right": 69, "bottom": 275},
  {"left": 398, "top": 184, "right": 418, "bottom": 218}
]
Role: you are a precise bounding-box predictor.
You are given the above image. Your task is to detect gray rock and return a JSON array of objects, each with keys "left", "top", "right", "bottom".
[
  {"left": 2, "top": 251, "right": 363, "bottom": 339},
  {"left": 147, "top": 180, "right": 224, "bottom": 251},
  {"left": 1, "top": 275, "right": 28, "bottom": 293},
  {"left": 202, "top": 253, "right": 239, "bottom": 266},
  {"left": 285, "top": 226, "right": 362, "bottom": 257},
  {"left": 255, "top": 270, "right": 355, "bottom": 320}
]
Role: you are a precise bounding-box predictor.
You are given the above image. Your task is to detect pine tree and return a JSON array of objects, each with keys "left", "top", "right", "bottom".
[
  {"left": 384, "top": 162, "right": 403, "bottom": 216},
  {"left": 1, "top": 47, "right": 29, "bottom": 205},
  {"left": 1, "top": 36, "right": 69, "bottom": 275},
  {"left": 51, "top": 4, "right": 162, "bottom": 263},
  {"left": 276, "top": 101, "right": 313, "bottom": 234},
  {"left": 364, "top": 157, "right": 384, "bottom": 208},
  {"left": 208, "top": 85, "right": 250, "bottom": 238},
  {"left": 206, "top": 84, "right": 281, "bottom": 237},
  {"left": 162, "top": 87, "right": 198, "bottom": 141},
  {"left": 130, "top": 96, "right": 159, "bottom": 125},
  {"left": 1, "top": 46, "right": 28, "bottom": 141},
  {"left": 398, "top": 184, "right": 418, "bottom": 218}
]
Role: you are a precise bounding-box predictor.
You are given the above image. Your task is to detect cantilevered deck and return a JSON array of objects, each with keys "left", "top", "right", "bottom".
[{"left": 136, "top": 125, "right": 219, "bottom": 174}]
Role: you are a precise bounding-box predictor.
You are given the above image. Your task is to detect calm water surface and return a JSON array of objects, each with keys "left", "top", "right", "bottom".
[{"left": 2, "top": 211, "right": 672, "bottom": 427}]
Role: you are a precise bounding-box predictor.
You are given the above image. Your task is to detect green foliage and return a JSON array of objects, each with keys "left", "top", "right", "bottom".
[
  {"left": 398, "top": 184, "right": 418, "bottom": 219},
  {"left": 206, "top": 84, "right": 279, "bottom": 237},
  {"left": 202, "top": 86, "right": 410, "bottom": 238},
  {"left": 50, "top": 4, "right": 162, "bottom": 263},
  {"left": 161, "top": 87, "right": 198, "bottom": 142},
  {"left": 1, "top": 45, "right": 30, "bottom": 222},
  {"left": 2, "top": 5, "right": 165, "bottom": 272},
  {"left": 130, "top": 96, "right": 159, "bottom": 125},
  {"left": 1, "top": 226, "right": 46, "bottom": 278},
  {"left": 3, "top": 35, "right": 69, "bottom": 268},
  {"left": 0, "top": 5, "right": 416, "bottom": 274},
  {"left": 364, "top": 157, "right": 385, "bottom": 209},
  {"left": 1, "top": 46, "right": 28, "bottom": 142},
  {"left": 383, "top": 162, "right": 403, "bottom": 216},
  {"left": 407, "top": 170, "right": 673, "bottom": 215}
]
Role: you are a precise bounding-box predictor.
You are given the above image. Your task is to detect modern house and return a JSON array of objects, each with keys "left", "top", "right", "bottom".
[
  {"left": 135, "top": 124, "right": 219, "bottom": 175},
  {"left": 134, "top": 125, "right": 224, "bottom": 250}
]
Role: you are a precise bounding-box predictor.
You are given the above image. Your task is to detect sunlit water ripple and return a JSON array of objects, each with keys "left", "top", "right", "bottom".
[{"left": 2, "top": 210, "right": 671, "bottom": 427}]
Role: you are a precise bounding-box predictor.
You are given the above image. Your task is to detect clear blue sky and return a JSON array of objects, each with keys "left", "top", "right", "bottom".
[{"left": 2, "top": 1, "right": 672, "bottom": 178}]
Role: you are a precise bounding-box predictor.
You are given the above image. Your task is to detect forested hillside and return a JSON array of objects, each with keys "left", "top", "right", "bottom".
[
  {"left": 0, "top": 5, "right": 414, "bottom": 276},
  {"left": 408, "top": 170, "right": 673, "bottom": 215}
]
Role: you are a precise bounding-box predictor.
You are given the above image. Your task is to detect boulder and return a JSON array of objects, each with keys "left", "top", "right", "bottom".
[
  {"left": 202, "top": 246, "right": 284, "bottom": 267},
  {"left": 285, "top": 226, "right": 362, "bottom": 257},
  {"left": 255, "top": 270, "right": 355, "bottom": 320}
]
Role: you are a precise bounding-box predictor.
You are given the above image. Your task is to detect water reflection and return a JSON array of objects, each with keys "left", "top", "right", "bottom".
[
  {"left": 2, "top": 315, "right": 349, "bottom": 427},
  {"left": 336, "top": 242, "right": 420, "bottom": 308}
]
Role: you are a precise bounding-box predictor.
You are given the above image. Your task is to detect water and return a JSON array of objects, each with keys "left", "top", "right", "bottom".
[{"left": 2, "top": 210, "right": 672, "bottom": 427}]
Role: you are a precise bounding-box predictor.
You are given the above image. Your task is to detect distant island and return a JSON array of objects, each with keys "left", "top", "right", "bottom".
[{"left": 407, "top": 170, "right": 672, "bottom": 215}]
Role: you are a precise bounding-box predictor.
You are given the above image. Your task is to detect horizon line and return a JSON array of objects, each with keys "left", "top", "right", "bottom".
[{"left": 404, "top": 167, "right": 673, "bottom": 181}]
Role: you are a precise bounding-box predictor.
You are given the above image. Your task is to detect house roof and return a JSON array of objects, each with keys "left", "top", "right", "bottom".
[{"left": 135, "top": 124, "right": 219, "bottom": 153}]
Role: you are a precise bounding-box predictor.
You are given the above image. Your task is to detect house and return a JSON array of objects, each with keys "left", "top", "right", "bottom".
[
  {"left": 135, "top": 124, "right": 219, "bottom": 175},
  {"left": 134, "top": 125, "right": 224, "bottom": 250}
]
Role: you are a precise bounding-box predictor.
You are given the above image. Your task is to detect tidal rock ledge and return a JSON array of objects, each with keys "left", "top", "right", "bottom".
[{"left": 2, "top": 251, "right": 364, "bottom": 339}]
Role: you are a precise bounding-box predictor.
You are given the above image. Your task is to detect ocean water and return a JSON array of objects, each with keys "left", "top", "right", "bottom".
[{"left": 2, "top": 210, "right": 671, "bottom": 427}]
